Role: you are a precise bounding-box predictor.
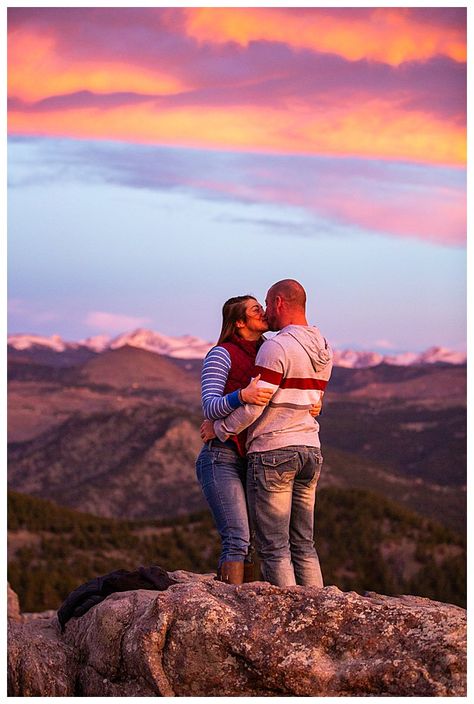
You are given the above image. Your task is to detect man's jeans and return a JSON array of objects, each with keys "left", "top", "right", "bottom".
[
  {"left": 196, "top": 440, "right": 251, "bottom": 566},
  {"left": 247, "top": 445, "right": 323, "bottom": 587}
]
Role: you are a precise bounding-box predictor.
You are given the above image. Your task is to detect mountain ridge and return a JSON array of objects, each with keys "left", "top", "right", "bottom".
[{"left": 8, "top": 330, "right": 467, "bottom": 367}]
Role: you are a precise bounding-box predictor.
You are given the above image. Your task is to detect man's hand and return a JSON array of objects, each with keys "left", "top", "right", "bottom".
[
  {"left": 200, "top": 419, "right": 217, "bottom": 442},
  {"left": 241, "top": 374, "right": 273, "bottom": 405},
  {"left": 309, "top": 397, "right": 323, "bottom": 417}
]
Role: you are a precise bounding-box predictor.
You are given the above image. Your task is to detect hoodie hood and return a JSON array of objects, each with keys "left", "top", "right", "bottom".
[{"left": 279, "top": 325, "right": 333, "bottom": 372}]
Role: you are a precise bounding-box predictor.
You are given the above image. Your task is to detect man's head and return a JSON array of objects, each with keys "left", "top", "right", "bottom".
[{"left": 265, "top": 279, "right": 308, "bottom": 331}]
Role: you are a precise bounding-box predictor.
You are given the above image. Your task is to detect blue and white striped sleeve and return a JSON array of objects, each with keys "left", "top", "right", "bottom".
[{"left": 201, "top": 346, "right": 244, "bottom": 420}]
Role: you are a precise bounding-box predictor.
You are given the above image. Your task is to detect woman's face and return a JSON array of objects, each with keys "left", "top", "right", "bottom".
[{"left": 237, "top": 298, "right": 269, "bottom": 336}]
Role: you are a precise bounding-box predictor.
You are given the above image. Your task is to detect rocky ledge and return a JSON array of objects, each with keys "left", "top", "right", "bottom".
[{"left": 8, "top": 573, "right": 466, "bottom": 696}]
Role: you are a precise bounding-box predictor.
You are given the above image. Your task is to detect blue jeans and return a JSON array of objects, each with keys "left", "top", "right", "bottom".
[
  {"left": 247, "top": 445, "right": 323, "bottom": 587},
  {"left": 196, "top": 440, "right": 251, "bottom": 566}
]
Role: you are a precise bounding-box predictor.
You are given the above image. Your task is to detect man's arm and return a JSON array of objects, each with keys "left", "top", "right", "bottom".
[
  {"left": 213, "top": 339, "right": 284, "bottom": 441},
  {"left": 213, "top": 398, "right": 269, "bottom": 441}
]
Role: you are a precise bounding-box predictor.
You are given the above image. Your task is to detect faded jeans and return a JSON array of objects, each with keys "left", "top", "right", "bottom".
[
  {"left": 246, "top": 445, "right": 323, "bottom": 587},
  {"left": 196, "top": 440, "right": 251, "bottom": 566}
]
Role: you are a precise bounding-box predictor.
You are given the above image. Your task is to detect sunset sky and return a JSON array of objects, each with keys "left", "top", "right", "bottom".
[{"left": 7, "top": 6, "right": 466, "bottom": 352}]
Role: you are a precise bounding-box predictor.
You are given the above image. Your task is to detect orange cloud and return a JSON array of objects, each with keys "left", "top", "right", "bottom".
[
  {"left": 7, "top": 7, "right": 465, "bottom": 167},
  {"left": 8, "top": 29, "right": 186, "bottom": 102},
  {"left": 294, "top": 101, "right": 466, "bottom": 165},
  {"left": 8, "top": 99, "right": 465, "bottom": 167},
  {"left": 183, "top": 8, "right": 466, "bottom": 65}
]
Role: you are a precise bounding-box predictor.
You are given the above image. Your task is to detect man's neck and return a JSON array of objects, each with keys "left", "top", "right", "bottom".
[{"left": 279, "top": 313, "right": 308, "bottom": 328}]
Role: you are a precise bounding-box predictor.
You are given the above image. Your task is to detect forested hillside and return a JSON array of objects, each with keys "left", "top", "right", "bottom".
[{"left": 8, "top": 489, "right": 465, "bottom": 613}]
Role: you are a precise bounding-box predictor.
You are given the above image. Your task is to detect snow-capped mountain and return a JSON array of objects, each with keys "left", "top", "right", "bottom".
[
  {"left": 384, "top": 351, "right": 419, "bottom": 366},
  {"left": 333, "top": 346, "right": 466, "bottom": 368},
  {"left": 108, "top": 329, "right": 213, "bottom": 359},
  {"left": 414, "top": 346, "right": 467, "bottom": 366},
  {"left": 7, "top": 331, "right": 466, "bottom": 367},
  {"left": 332, "top": 349, "right": 384, "bottom": 368},
  {"left": 7, "top": 333, "right": 72, "bottom": 353},
  {"left": 8, "top": 329, "right": 213, "bottom": 360},
  {"left": 77, "top": 335, "right": 111, "bottom": 353}
]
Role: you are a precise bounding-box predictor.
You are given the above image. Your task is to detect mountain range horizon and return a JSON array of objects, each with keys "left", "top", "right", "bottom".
[{"left": 7, "top": 329, "right": 467, "bottom": 368}]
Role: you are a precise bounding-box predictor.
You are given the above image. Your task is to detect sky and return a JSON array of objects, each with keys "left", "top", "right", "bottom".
[{"left": 6, "top": 6, "right": 467, "bottom": 353}]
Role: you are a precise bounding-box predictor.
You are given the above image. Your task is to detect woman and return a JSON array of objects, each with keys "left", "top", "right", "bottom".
[
  {"left": 196, "top": 295, "right": 321, "bottom": 585},
  {"left": 196, "top": 295, "right": 271, "bottom": 585}
]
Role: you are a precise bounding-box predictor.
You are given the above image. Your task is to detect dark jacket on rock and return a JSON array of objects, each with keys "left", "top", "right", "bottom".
[{"left": 57, "top": 565, "right": 177, "bottom": 630}]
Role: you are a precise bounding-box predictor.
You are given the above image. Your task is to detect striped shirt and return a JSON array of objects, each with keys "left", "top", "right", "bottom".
[{"left": 201, "top": 346, "right": 243, "bottom": 420}]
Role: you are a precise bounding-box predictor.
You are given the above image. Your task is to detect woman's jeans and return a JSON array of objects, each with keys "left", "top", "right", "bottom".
[{"left": 196, "top": 440, "right": 251, "bottom": 566}]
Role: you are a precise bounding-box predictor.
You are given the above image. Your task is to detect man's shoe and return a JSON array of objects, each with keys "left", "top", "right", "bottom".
[{"left": 219, "top": 561, "right": 244, "bottom": 585}]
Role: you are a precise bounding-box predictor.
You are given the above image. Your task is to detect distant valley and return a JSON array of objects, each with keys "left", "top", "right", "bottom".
[{"left": 7, "top": 340, "right": 466, "bottom": 533}]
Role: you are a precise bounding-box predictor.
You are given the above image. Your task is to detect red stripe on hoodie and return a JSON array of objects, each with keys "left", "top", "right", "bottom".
[
  {"left": 280, "top": 378, "right": 328, "bottom": 390},
  {"left": 254, "top": 366, "right": 328, "bottom": 390},
  {"left": 253, "top": 365, "right": 283, "bottom": 386}
]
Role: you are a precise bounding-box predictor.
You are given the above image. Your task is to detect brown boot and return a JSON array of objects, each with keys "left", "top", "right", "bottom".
[
  {"left": 243, "top": 562, "right": 255, "bottom": 583},
  {"left": 219, "top": 561, "right": 244, "bottom": 585}
]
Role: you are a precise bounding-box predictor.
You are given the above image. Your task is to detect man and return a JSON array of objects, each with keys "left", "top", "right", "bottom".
[{"left": 201, "top": 279, "right": 332, "bottom": 587}]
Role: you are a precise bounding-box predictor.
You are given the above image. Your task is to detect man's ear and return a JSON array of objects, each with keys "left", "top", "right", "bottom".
[{"left": 235, "top": 319, "right": 245, "bottom": 329}]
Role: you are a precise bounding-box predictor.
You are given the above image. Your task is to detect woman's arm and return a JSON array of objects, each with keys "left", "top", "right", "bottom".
[
  {"left": 201, "top": 347, "right": 242, "bottom": 421},
  {"left": 202, "top": 347, "right": 274, "bottom": 421}
]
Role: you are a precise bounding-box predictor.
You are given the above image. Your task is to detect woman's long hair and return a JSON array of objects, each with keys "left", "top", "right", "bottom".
[{"left": 217, "top": 295, "right": 255, "bottom": 345}]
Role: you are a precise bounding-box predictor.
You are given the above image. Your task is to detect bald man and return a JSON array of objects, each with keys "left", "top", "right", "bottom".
[{"left": 201, "top": 279, "right": 333, "bottom": 588}]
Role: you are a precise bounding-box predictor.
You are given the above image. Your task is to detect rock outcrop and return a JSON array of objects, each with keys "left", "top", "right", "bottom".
[
  {"left": 8, "top": 573, "right": 466, "bottom": 697},
  {"left": 7, "top": 583, "right": 21, "bottom": 622}
]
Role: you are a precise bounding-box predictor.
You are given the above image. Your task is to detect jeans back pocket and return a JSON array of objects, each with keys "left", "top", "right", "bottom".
[
  {"left": 259, "top": 451, "right": 299, "bottom": 492},
  {"left": 263, "top": 468, "right": 296, "bottom": 492}
]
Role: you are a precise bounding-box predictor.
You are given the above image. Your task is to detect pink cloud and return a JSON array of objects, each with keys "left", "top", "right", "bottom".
[
  {"left": 207, "top": 162, "right": 466, "bottom": 247},
  {"left": 316, "top": 184, "right": 466, "bottom": 246},
  {"left": 85, "top": 311, "right": 151, "bottom": 333},
  {"left": 11, "top": 138, "right": 466, "bottom": 248}
]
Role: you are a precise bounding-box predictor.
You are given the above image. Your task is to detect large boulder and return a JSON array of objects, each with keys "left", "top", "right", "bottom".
[
  {"left": 8, "top": 617, "right": 78, "bottom": 696},
  {"left": 8, "top": 576, "right": 466, "bottom": 696},
  {"left": 7, "top": 583, "right": 21, "bottom": 622}
]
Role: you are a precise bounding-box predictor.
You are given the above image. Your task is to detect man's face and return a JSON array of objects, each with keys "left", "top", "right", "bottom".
[{"left": 264, "top": 292, "right": 279, "bottom": 331}]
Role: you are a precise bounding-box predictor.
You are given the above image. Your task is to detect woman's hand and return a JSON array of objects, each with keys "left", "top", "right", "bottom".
[
  {"left": 241, "top": 375, "right": 274, "bottom": 405},
  {"left": 201, "top": 419, "right": 217, "bottom": 442},
  {"left": 309, "top": 398, "right": 323, "bottom": 417}
]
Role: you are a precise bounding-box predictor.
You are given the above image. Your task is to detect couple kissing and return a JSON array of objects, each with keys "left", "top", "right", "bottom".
[{"left": 196, "top": 279, "right": 333, "bottom": 587}]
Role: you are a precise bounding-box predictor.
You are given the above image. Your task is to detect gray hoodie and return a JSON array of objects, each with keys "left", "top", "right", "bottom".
[{"left": 214, "top": 324, "right": 333, "bottom": 452}]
